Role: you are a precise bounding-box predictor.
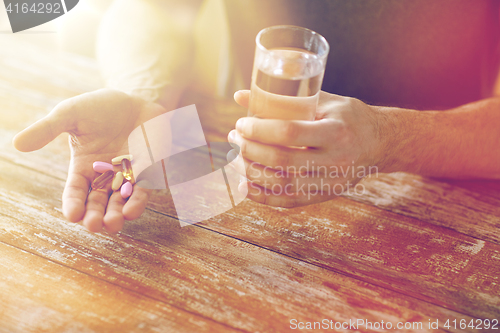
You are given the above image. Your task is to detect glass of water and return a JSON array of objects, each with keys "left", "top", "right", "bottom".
[{"left": 248, "top": 25, "right": 330, "bottom": 121}]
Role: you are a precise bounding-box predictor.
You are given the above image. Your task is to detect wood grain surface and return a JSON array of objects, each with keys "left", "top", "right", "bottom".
[{"left": 0, "top": 36, "right": 499, "bottom": 332}]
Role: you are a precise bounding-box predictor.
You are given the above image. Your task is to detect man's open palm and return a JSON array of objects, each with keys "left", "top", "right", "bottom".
[{"left": 13, "top": 89, "right": 169, "bottom": 233}]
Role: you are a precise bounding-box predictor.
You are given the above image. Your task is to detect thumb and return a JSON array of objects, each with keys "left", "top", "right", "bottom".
[
  {"left": 234, "top": 90, "right": 250, "bottom": 108},
  {"left": 13, "top": 101, "right": 74, "bottom": 152}
]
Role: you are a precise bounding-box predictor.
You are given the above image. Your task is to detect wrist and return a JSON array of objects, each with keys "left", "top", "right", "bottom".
[
  {"left": 127, "top": 85, "right": 184, "bottom": 112},
  {"left": 128, "top": 88, "right": 163, "bottom": 104},
  {"left": 369, "top": 105, "right": 400, "bottom": 174},
  {"left": 374, "top": 106, "right": 435, "bottom": 174}
]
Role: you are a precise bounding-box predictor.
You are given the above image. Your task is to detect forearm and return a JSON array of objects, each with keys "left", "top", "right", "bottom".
[
  {"left": 379, "top": 97, "right": 500, "bottom": 179},
  {"left": 96, "top": 0, "right": 198, "bottom": 108}
]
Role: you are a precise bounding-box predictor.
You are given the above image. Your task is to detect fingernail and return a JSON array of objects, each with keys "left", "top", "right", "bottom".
[
  {"left": 228, "top": 130, "right": 236, "bottom": 142},
  {"left": 227, "top": 149, "right": 238, "bottom": 163},
  {"left": 236, "top": 118, "right": 245, "bottom": 132},
  {"left": 229, "top": 142, "right": 240, "bottom": 153},
  {"left": 238, "top": 181, "right": 248, "bottom": 194}
]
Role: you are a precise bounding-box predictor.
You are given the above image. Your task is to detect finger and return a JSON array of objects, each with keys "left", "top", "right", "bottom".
[
  {"left": 239, "top": 181, "right": 337, "bottom": 208},
  {"left": 234, "top": 90, "right": 250, "bottom": 108},
  {"left": 228, "top": 129, "right": 314, "bottom": 169},
  {"left": 103, "top": 191, "right": 126, "bottom": 233},
  {"left": 62, "top": 171, "right": 89, "bottom": 223},
  {"left": 230, "top": 153, "right": 343, "bottom": 192},
  {"left": 13, "top": 101, "right": 74, "bottom": 152},
  {"left": 235, "top": 117, "right": 331, "bottom": 148},
  {"left": 82, "top": 189, "right": 110, "bottom": 232},
  {"left": 123, "top": 185, "right": 152, "bottom": 220}
]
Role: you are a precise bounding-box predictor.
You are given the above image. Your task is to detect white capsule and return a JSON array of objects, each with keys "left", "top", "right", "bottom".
[
  {"left": 112, "top": 154, "right": 133, "bottom": 165},
  {"left": 112, "top": 172, "right": 124, "bottom": 191}
]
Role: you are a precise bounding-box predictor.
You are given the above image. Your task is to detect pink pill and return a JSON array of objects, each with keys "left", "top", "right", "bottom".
[
  {"left": 121, "top": 181, "right": 133, "bottom": 199},
  {"left": 93, "top": 161, "right": 114, "bottom": 173}
]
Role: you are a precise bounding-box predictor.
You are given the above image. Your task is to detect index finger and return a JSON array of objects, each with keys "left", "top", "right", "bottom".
[{"left": 235, "top": 117, "right": 329, "bottom": 147}]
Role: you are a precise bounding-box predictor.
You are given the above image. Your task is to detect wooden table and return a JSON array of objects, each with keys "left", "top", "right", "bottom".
[{"left": 1, "top": 38, "right": 499, "bottom": 333}]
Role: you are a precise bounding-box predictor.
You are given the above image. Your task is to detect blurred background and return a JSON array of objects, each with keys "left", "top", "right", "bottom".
[{"left": 1, "top": 0, "right": 499, "bottom": 106}]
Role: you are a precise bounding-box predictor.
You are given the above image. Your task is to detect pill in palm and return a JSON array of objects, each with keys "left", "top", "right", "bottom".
[
  {"left": 112, "top": 171, "right": 124, "bottom": 191},
  {"left": 112, "top": 154, "right": 133, "bottom": 165},
  {"left": 91, "top": 170, "right": 114, "bottom": 190},
  {"left": 93, "top": 161, "right": 113, "bottom": 173},
  {"left": 121, "top": 158, "right": 134, "bottom": 181},
  {"left": 121, "top": 181, "right": 133, "bottom": 199}
]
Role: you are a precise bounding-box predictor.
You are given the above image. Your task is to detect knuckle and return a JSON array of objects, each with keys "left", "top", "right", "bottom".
[
  {"left": 348, "top": 96, "right": 360, "bottom": 105},
  {"left": 271, "top": 149, "right": 291, "bottom": 167},
  {"left": 248, "top": 120, "right": 258, "bottom": 138},
  {"left": 340, "top": 130, "right": 355, "bottom": 146},
  {"left": 239, "top": 139, "right": 249, "bottom": 157},
  {"left": 334, "top": 155, "right": 352, "bottom": 168},
  {"left": 282, "top": 199, "right": 298, "bottom": 208},
  {"left": 332, "top": 122, "right": 355, "bottom": 146},
  {"left": 246, "top": 161, "right": 260, "bottom": 179},
  {"left": 261, "top": 193, "right": 271, "bottom": 206},
  {"left": 344, "top": 96, "right": 362, "bottom": 109},
  {"left": 281, "top": 122, "right": 299, "bottom": 141},
  {"left": 275, "top": 174, "right": 291, "bottom": 188},
  {"left": 260, "top": 164, "right": 273, "bottom": 179}
]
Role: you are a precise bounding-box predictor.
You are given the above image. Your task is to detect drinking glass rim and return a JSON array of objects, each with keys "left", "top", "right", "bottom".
[{"left": 255, "top": 25, "right": 330, "bottom": 59}]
